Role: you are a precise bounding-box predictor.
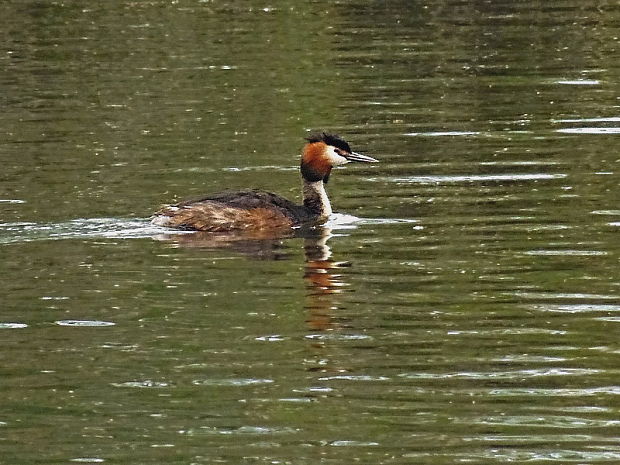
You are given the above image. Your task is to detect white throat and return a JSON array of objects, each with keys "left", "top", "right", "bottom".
[{"left": 302, "top": 179, "right": 332, "bottom": 219}]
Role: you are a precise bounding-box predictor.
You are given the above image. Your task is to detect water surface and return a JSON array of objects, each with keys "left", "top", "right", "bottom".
[{"left": 2, "top": 1, "right": 620, "bottom": 464}]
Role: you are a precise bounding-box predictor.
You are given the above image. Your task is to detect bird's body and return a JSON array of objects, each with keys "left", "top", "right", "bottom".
[
  {"left": 153, "top": 189, "right": 313, "bottom": 232},
  {"left": 152, "top": 133, "right": 377, "bottom": 232}
]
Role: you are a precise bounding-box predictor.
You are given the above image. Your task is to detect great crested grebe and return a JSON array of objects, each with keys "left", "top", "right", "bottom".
[{"left": 151, "top": 132, "right": 378, "bottom": 232}]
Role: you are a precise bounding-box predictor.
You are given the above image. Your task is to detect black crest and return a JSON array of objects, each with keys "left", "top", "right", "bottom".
[{"left": 305, "top": 132, "right": 352, "bottom": 153}]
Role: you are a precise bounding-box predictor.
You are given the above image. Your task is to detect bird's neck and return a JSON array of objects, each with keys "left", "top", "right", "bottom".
[{"left": 302, "top": 178, "right": 332, "bottom": 219}]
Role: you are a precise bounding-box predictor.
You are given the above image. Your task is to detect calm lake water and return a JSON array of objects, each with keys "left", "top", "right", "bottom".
[{"left": 2, "top": 1, "right": 620, "bottom": 464}]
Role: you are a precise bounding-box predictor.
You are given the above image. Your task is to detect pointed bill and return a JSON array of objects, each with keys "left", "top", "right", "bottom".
[{"left": 345, "top": 152, "right": 379, "bottom": 163}]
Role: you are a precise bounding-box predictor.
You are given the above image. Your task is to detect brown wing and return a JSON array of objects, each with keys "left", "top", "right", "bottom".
[
  {"left": 153, "top": 190, "right": 307, "bottom": 232},
  {"left": 155, "top": 202, "right": 296, "bottom": 232}
]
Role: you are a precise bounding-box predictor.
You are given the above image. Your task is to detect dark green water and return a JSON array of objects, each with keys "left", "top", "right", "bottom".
[{"left": 2, "top": 1, "right": 620, "bottom": 464}]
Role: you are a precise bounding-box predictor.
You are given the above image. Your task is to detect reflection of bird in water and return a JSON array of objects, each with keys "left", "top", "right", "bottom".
[
  {"left": 302, "top": 227, "right": 360, "bottom": 380},
  {"left": 302, "top": 227, "right": 351, "bottom": 333},
  {"left": 156, "top": 225, "right": 353, "bottom": 373},
  {"left": 155, "top": 225, "right": 351, "bottom": 330},
  {"left": 152, "top": 133, "right": 377, "bottom": 232},
  {"left": 153, "top": 228, "right": 297, "bottom": 260}
]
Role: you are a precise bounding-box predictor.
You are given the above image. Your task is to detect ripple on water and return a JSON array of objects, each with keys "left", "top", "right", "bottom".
[
  {"left": 69, "top": 459, "right": 105, "bottom": 463},
  {"left": 399, "top": 368, "right": 600, "bottom": 380},
  {"left": 0, "top": 323, "right": 28, "bottom": 329},
  {"left": 111, "top": 380, "right": 170, "bottom": 388},
  {"left": 325, "top": 214, "right": 419, "bottom": 230},
  {"left": 556, "top": 127, "right": 620, "bottom": 134},
  {"left": 328, "top": 440, "right": 380, "bottom": 447},
  {"left": 447, "top": 328, "right": 567, "bottom": 336},
  {"left": 318, "top": 375, "right": 390, "bottom": 381},
  {"left": 254, "top": 335, "right": 285, "bottom": 342},
  {"left": 192, "top": 378, "right": 274, "bottom": 386},
  {"left": 554, "top": 79, "right": 601, "bottom": 85},
  {"left": 305, "top": 333, "right": 373, "bottom": 341},
  {"left": 221, "top": 165, "right": 297, "bottom": 172},
  {"left": 0, "top": 218, "right": 175, "bottom": 244},
  {"left": 463, "top": 433, "right": 594, "bottom": 444},
  {"left": 185, "top": 425, "right": 298, "bottom": 436},
  {"left": 55, "top": 320, "right": 116, "bottom": 327},
  {"left": 469, "top": 414, "right": 620, "bottom": 428},
  {"left": 370, "top": 173, "right": 567, "bottom": 184},
  {"left": 512, "top": 291, "right": 619, "bottom": 300},
  {"left": 442, "top": 449, "right": 620, "bottom": 462},
  {"left": 528, "top": 304, "right": 620, "bottom": 313},
  {"left": 404, "top": 131, "right": 481, "bottom": 137},
  {"left": 523, "top": 249, "right": 607, "bottom": 256},
  {"left": 554, "top": 116, "right": 620, "bottom": 123},
  {"left": 487, "top": 386, "right": 620, "bottom": 397}
]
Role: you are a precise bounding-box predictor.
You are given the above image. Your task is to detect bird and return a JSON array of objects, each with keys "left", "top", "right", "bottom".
[{"left": 151, "top": 132, "right": 378, "bottom": 232}]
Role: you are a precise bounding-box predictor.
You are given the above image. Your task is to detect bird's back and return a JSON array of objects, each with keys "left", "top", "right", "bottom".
[{"left": 153, "top": 189, "right": 315, "bottom": 232}]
